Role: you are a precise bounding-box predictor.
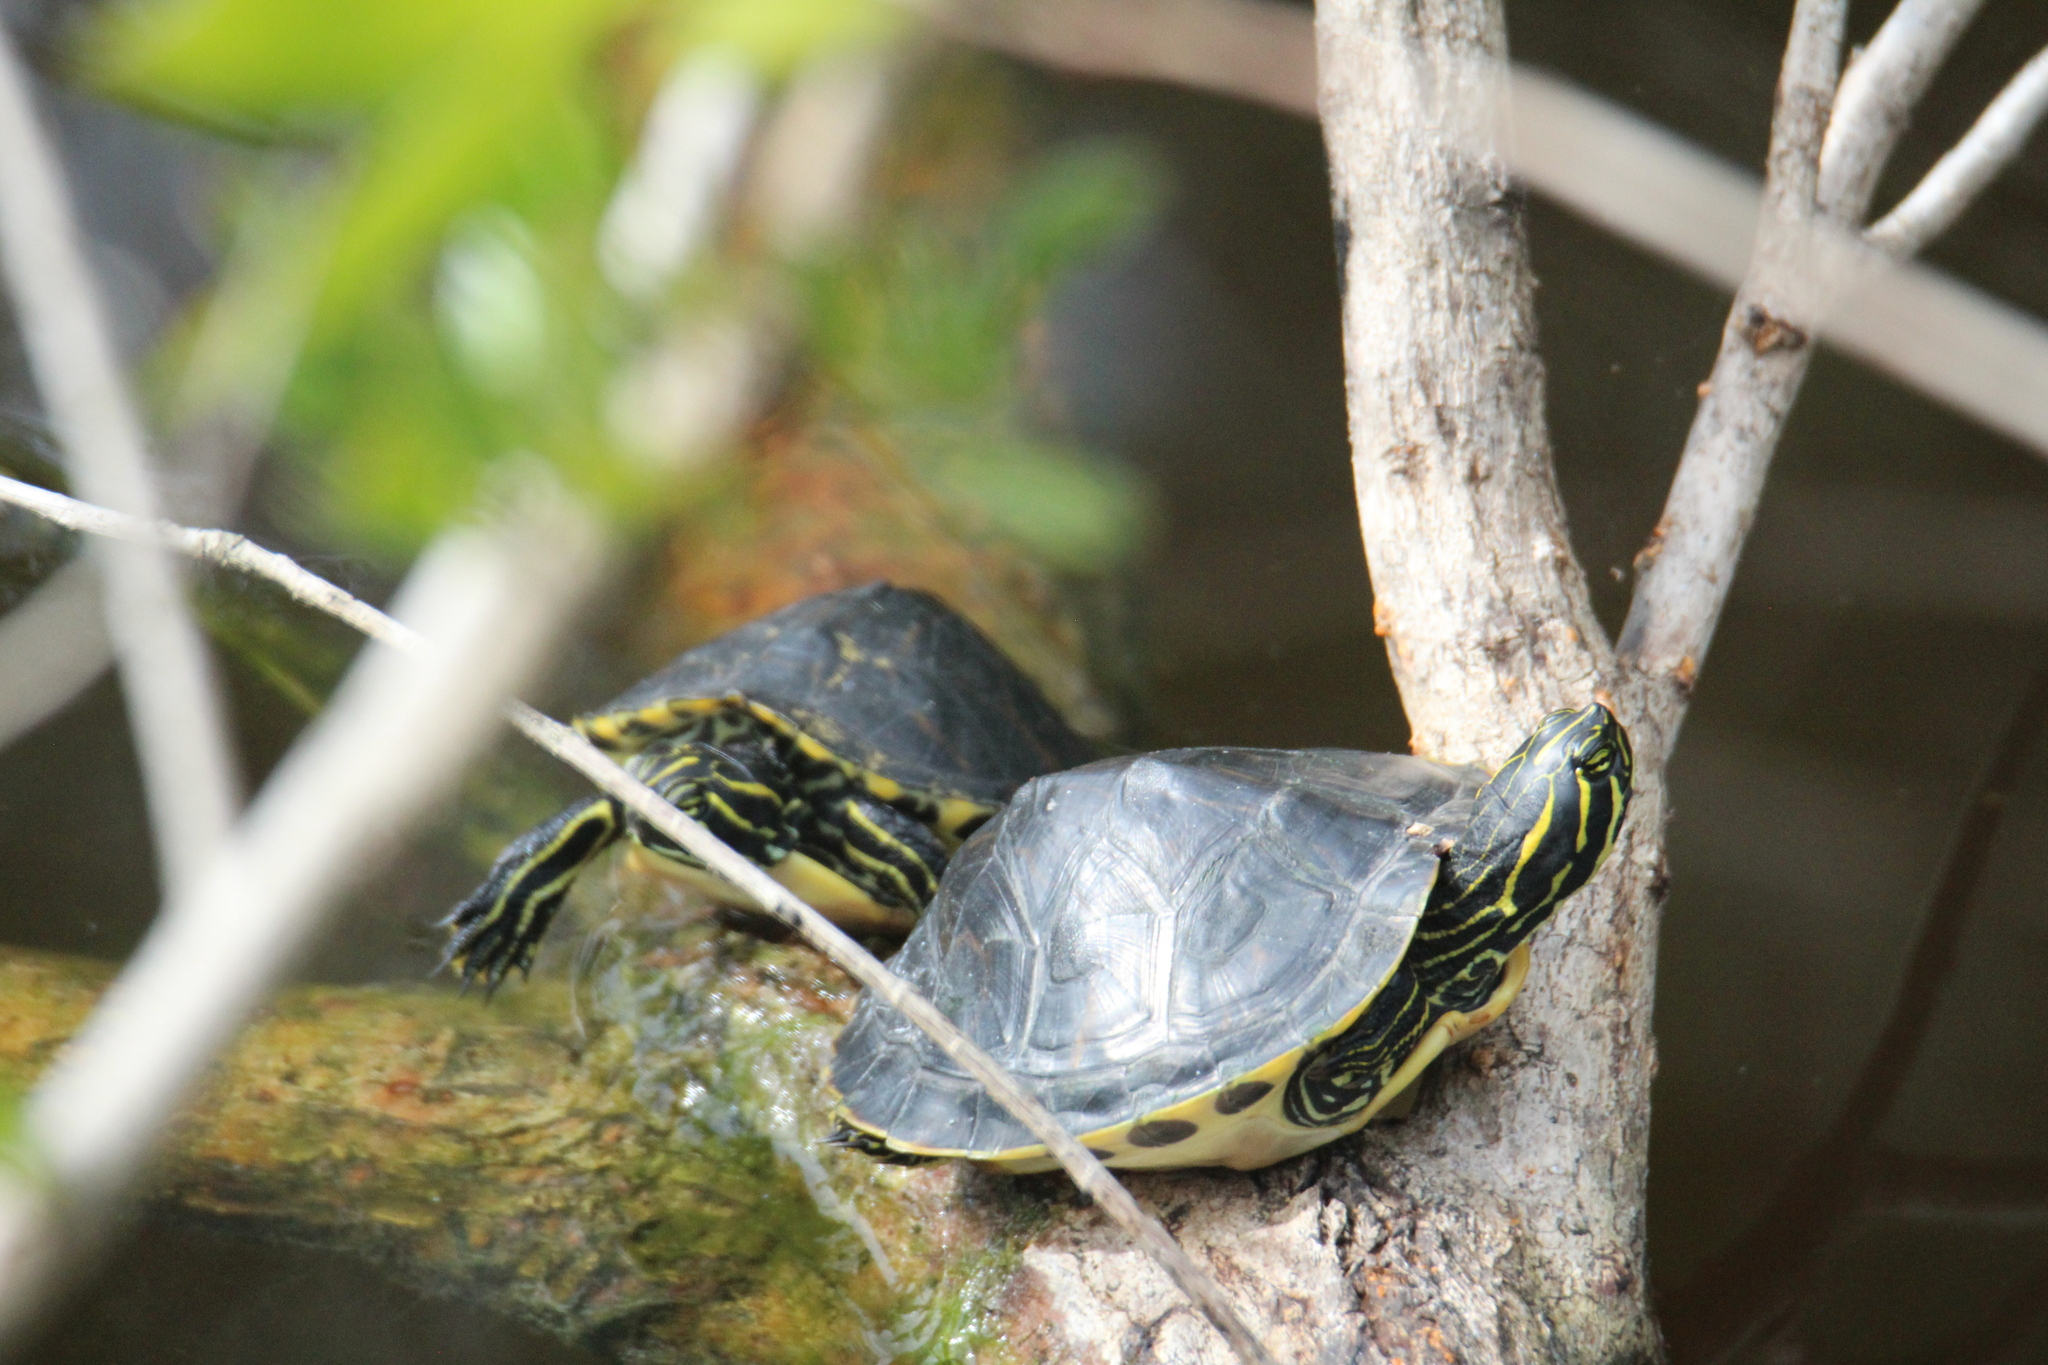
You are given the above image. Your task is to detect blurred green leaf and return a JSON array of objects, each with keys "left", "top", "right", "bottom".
[
  {"left": 0, "top": 1077, "right": 46, "bottom": 1189},
  {"left": 679, "top": 0, "right": 903, "bottom": 77},
  {"left": 809, "top": 138, "right": 1161, "bottom": 415},
  {"left": 920, "top": 431, "right": 1154, "bottom": 575},
  {"left": 86, "top": 0, "right": 618, "bottom": 134},
  {"left": 997, "top": 142, "right": 1163, "bottom": 295}
]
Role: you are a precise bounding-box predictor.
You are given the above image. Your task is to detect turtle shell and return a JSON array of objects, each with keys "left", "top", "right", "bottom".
[
  {"left": 578, "top": 582, "right": 1098, "bottom": 805},
  {"left": 830, "top": 747, "right": 1483, "bottom": 1161}
]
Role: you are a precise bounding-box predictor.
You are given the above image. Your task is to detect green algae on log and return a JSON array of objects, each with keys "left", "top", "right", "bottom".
[{"left": 0, "top": 889, "right": 1042, "bottom": 1365}]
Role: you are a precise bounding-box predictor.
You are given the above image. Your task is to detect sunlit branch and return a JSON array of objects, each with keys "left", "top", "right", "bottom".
[
  {"left": 1818, "top": 0, "right": 1985, "bottom": 217},
  {"left": 1867, "top": 46, "right": 2048, "bottom": 257},
  {"left": 0, "top": 484, "right": 604, "bottom": 1352},
  {"left": 1612, "top": 0, "right": 1847, "bottom": 745},
  {"left": 0, "top": 472, "right": 1279, "bottom": 1365},
  {"left": 917, "top": 0, "right": 1314, "bottom": 117},
  {"left": 0, "top": 23, "right": 239, "bottom": 893}
]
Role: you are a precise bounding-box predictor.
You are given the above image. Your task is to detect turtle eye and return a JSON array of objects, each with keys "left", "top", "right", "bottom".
[{"left": 1580, "top": 746, "right": 1613, "bottom": 774}]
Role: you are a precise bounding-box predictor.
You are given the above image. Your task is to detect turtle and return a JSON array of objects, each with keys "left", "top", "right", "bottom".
[
  {"left": 827, "top": 703, "right": 1631, "bottom": 1172},
  {"left": 442, "top": 582, "right": 1099, "bottom": 990}
]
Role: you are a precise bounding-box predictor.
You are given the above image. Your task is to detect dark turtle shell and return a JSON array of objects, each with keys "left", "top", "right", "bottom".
[
  {"left": 830, "top": 747, "right": 1483, "bottom": 1159},
  {"left": 577, "top": 582, "right": 1098, "bottom": 806}
]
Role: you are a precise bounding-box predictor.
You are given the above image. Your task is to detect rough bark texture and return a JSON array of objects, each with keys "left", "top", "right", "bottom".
[{"left": 1309, "top": 2, "right": 1667, "bottom": 1363}]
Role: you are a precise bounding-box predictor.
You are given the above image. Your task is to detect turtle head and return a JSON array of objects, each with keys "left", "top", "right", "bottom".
[{"left": 1445, "top": 703, "right": 1633, "bottom": 930}]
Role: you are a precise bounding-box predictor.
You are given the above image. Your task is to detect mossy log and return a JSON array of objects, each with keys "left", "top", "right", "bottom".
[{"left": 0, "top": 907, "right": 1054, "bottom": 1365}]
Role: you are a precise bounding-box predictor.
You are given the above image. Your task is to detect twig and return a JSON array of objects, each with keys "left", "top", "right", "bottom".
[
  {"left": 0, "top": 23, "right": 241, "bottom": 895},
  {"left": 1818, "top": 0, "right": 1985, "bottom": 217},
  {"left": 1506, "top": 67, "right": 2048, "bottom": 460},
  {"left": 1867, "top": 46, "right": 2048, "bottom": 256},
  {"left": 0, "top": 473, "right": 1279, "bottom": 1365},
  {"left": 0, "top": 484, "right": 604, "bottom": 1351},
  {"left": 919, "top": 0, "right": 1314, "bottom": 117},
  {"left": 1614, "top": 0, "right": 1848, "bottom": 744},
  {"left": 1660, "top": 652, "right": 2048, "bottom": 1364},
  {"left": 0, "top": 557, "right": 112, "bottom": 746}
]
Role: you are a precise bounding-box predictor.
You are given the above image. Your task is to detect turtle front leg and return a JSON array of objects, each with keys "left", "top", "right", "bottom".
[
  {"left": 441, "top": 797, "right": 623, "bottom": 992},
  {"left": 624, "top": 734, "right": 803, "bottom": 869},
  {"left": 803, "top": 793, "right": 948, "bottom": 915},
  {"left": 1281, "top": 971, "right": 1434, "bottom": 1128}
]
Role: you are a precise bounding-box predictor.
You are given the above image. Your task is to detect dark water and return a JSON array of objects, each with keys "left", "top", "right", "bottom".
[{"left": 9, "top": 0, "right": 2048, "bottom": 1361}]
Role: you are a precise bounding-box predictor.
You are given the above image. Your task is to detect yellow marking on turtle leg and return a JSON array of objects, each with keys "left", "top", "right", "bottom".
[
  {"left": 703, "top": 790, "right": 775, "bottom": 838},
  {"left": 934, "top": 797, "right": 997, "bottom": 842},
  {"left": 836, "top": 800, "right": 934, "bottom": 904}
]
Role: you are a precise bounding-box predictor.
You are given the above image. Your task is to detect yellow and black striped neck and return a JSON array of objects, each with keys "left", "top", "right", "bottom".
[{"left": 1408, "top": 704, "right": 1633, "bottom": 1001}]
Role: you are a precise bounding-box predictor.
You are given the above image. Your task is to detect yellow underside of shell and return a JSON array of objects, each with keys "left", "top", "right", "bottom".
[
  {"left": 854, "top": 941, "right": 1533, "bottom": 1173},
  {"left": 622, "top": 844, "right": 920, "bottom": 936}
]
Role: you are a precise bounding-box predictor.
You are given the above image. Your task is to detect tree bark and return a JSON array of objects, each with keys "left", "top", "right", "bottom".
[{"left": 1311, "top": 1, "right": 1665, "bottom": 1361}]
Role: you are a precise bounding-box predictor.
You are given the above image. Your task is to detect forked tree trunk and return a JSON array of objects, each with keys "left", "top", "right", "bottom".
[{"left": 996, "top": 2, "right": 1668, "bottom": 1361}]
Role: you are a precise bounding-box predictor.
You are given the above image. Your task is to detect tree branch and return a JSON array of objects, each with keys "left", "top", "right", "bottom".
[
  {"left": 1818, "top": 0, "right": 1985, "bottom": 218},
  {"left": 0, "top": 21, "right": 239, "bottom": 893},
  {"left": 1867, "top": 45, "right": 2048, "bottom": 257},
  {"left": 919, "top": 0, "right": 1314, "bottom": 117},
  {"left": 1302, "top": 4, "right": 1667, "bottom": 1364},
  {"left": 0, "top": 477, "right": 604, "bottom": 1350},
  {"left": 1614, "top": 0, "right": 1846, "bottom": 738}
]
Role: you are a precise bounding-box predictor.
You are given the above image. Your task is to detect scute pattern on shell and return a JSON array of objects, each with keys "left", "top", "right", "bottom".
[
  {"left": 594, "top": 582, "right": 1097, "bottom": 802},
  {"left": 832, "top": 748, "right": 1484, "bottom": 1156}
]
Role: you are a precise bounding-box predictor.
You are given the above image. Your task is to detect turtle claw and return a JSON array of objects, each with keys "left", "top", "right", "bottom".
[{"left": 438, "top": 797, "right": 619, "bottom": 997}]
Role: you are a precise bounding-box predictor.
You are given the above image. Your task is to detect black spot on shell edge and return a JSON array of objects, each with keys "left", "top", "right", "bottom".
[
  {"left": 1213, "top": 1080, "right": 1273, "bottom": 1115},
  {"left": 1128, "top": 1120, "right": 1199, "bottom": 1148}
]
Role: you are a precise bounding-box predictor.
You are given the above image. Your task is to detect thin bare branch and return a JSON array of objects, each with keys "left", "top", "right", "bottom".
[
  {"left": 918, "top": 0, "right": 2048, "bottom": 467},
  {"left": 1868, "top": 46, "right": 2048, "bottom": 256},
  {"left": 0, "top": 25, "right": 239, "bottom": 892},
  {"left": 1661, "top": 651, "right": 2048, "bottom": 1364},
  {"left": 918, "top": 0, "right": 1313, "bottom": 118},
  {"left": 0, "top": 486, "right": 604, "bottom": 1351},
  {"left": 1614, "top": 0, "right": 1845, "bottom": 743},
  {"left": 0, "top": 473, "right": 1279, "bottom": 1365},
  {"left": 1508, "top": 67, "right": 2048, "bottom": 460},
  {"left": 1818, "top": 0, "right": 1985, "bottom": 219},
  {"left": 0, "top": 558, "right": 111, "bottom": 745}
]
